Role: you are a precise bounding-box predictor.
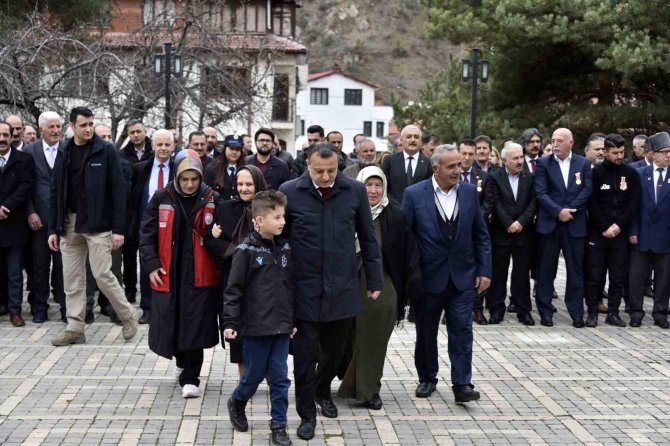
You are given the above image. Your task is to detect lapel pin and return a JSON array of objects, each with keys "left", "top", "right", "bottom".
[{"left": 575, "top": 172, "right": 582, "bottom": 185}]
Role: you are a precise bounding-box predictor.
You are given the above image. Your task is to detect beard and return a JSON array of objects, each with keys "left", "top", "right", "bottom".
[{"left": 257, "top": 146, "right": 272, "bottom": 156}]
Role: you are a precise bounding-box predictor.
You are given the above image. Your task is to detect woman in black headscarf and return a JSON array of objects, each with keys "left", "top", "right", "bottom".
[{"left": 205, "top": 165, "right": 268, "bottom": 375}]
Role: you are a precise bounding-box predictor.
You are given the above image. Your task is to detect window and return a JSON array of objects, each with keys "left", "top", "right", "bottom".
[
  {"left": 271, "top": 3, "right": 295, "bottom": 37},
  {"left": 143, "top": 0, "right": 175, "bottom": 25},
  {"left": 196, "top": 2, "right": 267, "bottom": 33},
  {"left": 363, "top": 121, "right": 372, "bottom": 137},
  {"left": 376, "top": 122, "right": 384, "bottom": 138},
  {"left": 344, "top": 89, "right": 362, "bottom": 106},
  {"left": 310, "top": 88, "right": 328, "bottom": 105},
  {"left": 272, "top": 74, "right": 290, "bottom": 121},
  {"left": 201, "top": 66, "right": 250, "bottom": 99}
]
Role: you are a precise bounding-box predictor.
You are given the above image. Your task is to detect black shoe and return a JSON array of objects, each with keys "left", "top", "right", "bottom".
[
  {"left": 644, "top": 286, "right": 655, "bottom": 298},
  {"left": 473, "top": 310, "right": 488, "bottom": 325},
  {"left": 415, "top": 382, "right": 436, "bottom": 398},
  {"left": 271, "top": 421, "right": 292, "bottom": 446},
  {"left": 315, "top": 397, "right": 338, "bottom": 418},
  {"left": 630, "top": 319, "right": 642, "bottom": 328},
  {"left": 585, "top": 314, "right": 598, "bottom": 328},
  {"left": 364, "top": 393, "right": 383, "bottom": 410},
  {"left": 227, "top": 398, "right": 248, "bottom": 432},
  {"left": 540, "top": 317, "right": 553, "bottom": 327},
  {"left": 32, "top": 311, "right": 48, "bottom": 323},
  {"left": 453, "top": 385, "right": 480, "bottom": 403},
  {"left": 296, "top": 418, "right": 316, "bottom": 441},
  {"left": 488, "top": 314, "right": 504, "bottom": 324},
  {"left": 100, "top": 305, "right": 111, "bottom": 317},
  {"left": 85, "top": 310, "right": 95, "bottom": 324},
  {"left": 572, "top": 319, "right": 585, "bottom": 328},
  {"left": 605, "top": 313, "right": 626, "bottom": 327},
  {"left": 654, "top": 319, "right": 670, "bottom": 329},
  {"left": 139, "top": 312, "right": 151, "bottom": 324},
  {"left": 507, "top": 302, "right": 516, "bottom": 313},
  {"left": 518, "top": 313, "right": 535, "bottom": 326}
]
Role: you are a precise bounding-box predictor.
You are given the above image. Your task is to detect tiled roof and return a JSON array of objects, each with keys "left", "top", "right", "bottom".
[{"left": 308, "top": 64, "right": 379, "bottom": 89}]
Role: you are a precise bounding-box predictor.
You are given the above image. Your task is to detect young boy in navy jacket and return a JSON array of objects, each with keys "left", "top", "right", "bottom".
[{"left": 223, "top": 190, "right": 296, "bottom": 446}]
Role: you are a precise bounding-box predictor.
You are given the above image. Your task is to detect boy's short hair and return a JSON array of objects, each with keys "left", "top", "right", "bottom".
[{"left": 252, "top": 190, "right": 287, "bottom": 218}]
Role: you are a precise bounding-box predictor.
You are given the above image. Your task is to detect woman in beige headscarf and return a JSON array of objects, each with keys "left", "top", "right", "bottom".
[{"left": 337, "top": 166, "right": 422, "bottom": 409}]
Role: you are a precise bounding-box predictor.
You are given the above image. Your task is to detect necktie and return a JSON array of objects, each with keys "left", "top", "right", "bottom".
[
  {"left": 406, "top": 156, "right": 414, "bottom": 184},
  {"left": 47, "top": 146, "right": 56, "bottom": 169},
  {"left": 318, "top": 187, "right": 331, "bottom": 200},
  {"left": 0, "top": 155, "right": 5, "bottom": 171},
  {"left": 229, "top": 166, "right": 236, "bottom": 186},
  {"left": 530, "top": 159, "right": 536, "bottom": 174},
  {"left": 657, "top": 167, "right": 664, "bottom": 202},
  {"left": 157, "top": 163, "right": 164, "bottom": 190},
  {"left": 462, "top": 171, "right": 469, "bottom": 183}
]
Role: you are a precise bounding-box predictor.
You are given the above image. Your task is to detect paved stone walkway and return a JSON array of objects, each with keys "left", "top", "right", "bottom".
[{"left": 0, "top": 268, "right": 669, "bottom": 445}]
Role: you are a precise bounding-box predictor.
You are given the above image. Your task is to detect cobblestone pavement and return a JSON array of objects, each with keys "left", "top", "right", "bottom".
[{"left": 0, "top": 266, "right": 669, "bottom": 445}]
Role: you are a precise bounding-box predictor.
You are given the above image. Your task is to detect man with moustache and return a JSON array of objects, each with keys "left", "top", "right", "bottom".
[
  {"left": 521, "top": 128, "right": 542, "bottom": 174},
  {"left": 127, "top": 129, "right": 175, "bottom": 324},
  {"left": 246, "top": 128, "right": 291, "bottom": 190},
  {"left": 381, "top": 125, "right": 432, "bottom": 203},
  {"left": 343, "top": 139, "right": 377, "bottom": 179},
  {"left": 584, "top": 134, "right": 606, "bottom": 167},
  {"left": 484, "top": 143, "right": 537, "bottom": 325},
  {"left": 585, "top": 134, "right": 640, "bottom": 327},
  {"left": 5, "top": 115, "right": 25, "bottom": 151},
  {"left": 203, "top": 126, "right": 220, "bottom": 158},
  {"left": 119, "top": 120, "right": 153, "bottom": 167},
  {"left": 24, "top": 112, "right": 67, "bottom": 323},
  {"left": 403, "top": 144, "right": 491, "bottom": 402},
  {"left": 0, "top": 120, "right": 34, "bottom": 326},
  {"left": 23, "top": 125, "right": 37, "bottom": 145},
  {"left": 94, "top": 125, "right": 113, "bottom": 143},
  {"left": 534, "top": 128, "right": 592, "bottom": 328},
  {"left": 326, "top": 131, "right": 357, "bottom": 171},
  {"left": 187, "top": 131, "right": 212, "bottom": 169},
  {"left": 474, "top": 135, "right": 498, "bottom": 172}
]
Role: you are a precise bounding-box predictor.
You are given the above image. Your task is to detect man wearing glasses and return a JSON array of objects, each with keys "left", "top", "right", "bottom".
[{"left": 246, "top": 128, "right": 292, "bottom": 190}]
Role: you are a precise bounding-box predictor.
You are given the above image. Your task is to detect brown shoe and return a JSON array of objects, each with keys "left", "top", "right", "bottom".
[
  {"left": 9, "top": 313, "right": 25, "bottom": 327},
  {"left": 598, "top": 301, "right": 608, "bottom": 314},
  {"left": 473, "top": 310, "right": 488, "bottom": 325}
]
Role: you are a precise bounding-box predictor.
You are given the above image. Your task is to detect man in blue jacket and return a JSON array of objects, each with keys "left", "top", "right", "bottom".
[
  {"left": 279, "top": 142, "right": 383, "bottom": 441},
  {"left": 534, "top": 128, "right": 592, "bottom": 328},
  {"left": 402, "top": 144, "right": 491, "bottom": 403}
]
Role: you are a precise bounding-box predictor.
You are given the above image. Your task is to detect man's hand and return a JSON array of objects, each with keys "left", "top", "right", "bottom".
[
  {"left": 367, "top": 290, "right": 381, "bottom": 300},
  {"left": 112, "top": 234, "right": 124, "bottom": 250},
  {"left": 212, "top": 223, "right": 222, "bottom": 238},
  {"left": 507, "top": 221, "right": 523, "bottom": 233},
  {"left": 28, "top": 213, "right": 42, "bottom": 231},
  {"left": 224, "top": 328, "right": 237, "bottom": 340},
  {"left": 290, "top": 327, "right": 297, "bottom": 339},
  {"left": 48, "top": 234, "right": 59, "bottom": 252},
  {"left": 149, "top": 267, "right": 166, "bottom": 287},
  {"left": 602, "top": 223, "right": 621, "bottom": 239},
  {"left": 475, "top": 277, "right": 491, "bottom": 294},
  {"left": 558, "top": 208, "right": 576, "bottom": 222},
  {"left": 629, "top": 235, "right": 638, "bottom": 245},
  {"left": 0, "top": 205, "right": 9, "bottom": 220}
]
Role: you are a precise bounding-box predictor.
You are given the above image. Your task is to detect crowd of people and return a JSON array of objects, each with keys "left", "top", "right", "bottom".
[{"left": 0, "top": 106, "right": 668, "bottom": 445}]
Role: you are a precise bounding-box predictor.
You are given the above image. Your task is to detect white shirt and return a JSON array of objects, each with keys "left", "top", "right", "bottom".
[
  {"left": 135, "top": 145, "right": 145, "bottom": 160},
  {"left": 148, "top": 158, "right": 170, "bottom": 202},
  {"left": 554, "top": 152, "right": 572, "bottom": 187},
  {"left": 403, "top": 151, "right": 418, "bottom": 177},
  {"left": 653, "top": 163, "right": 667, "bottom": 202},
  {"left": 432, "top": 176, "right": 459, "bottom": 221},
  {"left": 506, "top": 168, "right": 520, "bottom": 200},
  {"left": 42, "top": 140, "right": 58, "bottom": 169}
]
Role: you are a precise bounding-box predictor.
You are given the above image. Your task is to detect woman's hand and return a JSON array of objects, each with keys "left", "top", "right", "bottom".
[
  {"left": 212, "top": 223, "right": 222, "bottom": 238},
  {"left": 149, "top": 268, "right": 166, "bottom": 286}
]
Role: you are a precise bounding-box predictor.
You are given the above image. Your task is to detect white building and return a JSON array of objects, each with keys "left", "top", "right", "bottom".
[{"left": 296, "top": 64, "right": 394, "bottom": 153}]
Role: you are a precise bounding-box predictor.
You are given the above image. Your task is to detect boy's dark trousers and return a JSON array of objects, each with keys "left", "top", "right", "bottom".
[
  {"left": 233, "top": 334, "right": 290, "bottom": 427},
  {"left": 176, "top": 349, "right": 204, "bottom": 387}
]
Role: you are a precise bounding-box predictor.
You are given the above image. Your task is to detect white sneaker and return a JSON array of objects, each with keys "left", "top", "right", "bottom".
[
  {"left": 174, "top": 366, "right": 184, "bottom": 381},
  {"left": 182, "top": 384, "right": 200, "bottom": 399}
]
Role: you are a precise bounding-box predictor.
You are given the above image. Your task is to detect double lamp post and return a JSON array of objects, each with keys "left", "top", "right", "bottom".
[
  {"left": 154, "top": 42, "right": 182, "bottom": 129},
  {"left": 461, "top": 48, "right": 489, "bottom": 139}
]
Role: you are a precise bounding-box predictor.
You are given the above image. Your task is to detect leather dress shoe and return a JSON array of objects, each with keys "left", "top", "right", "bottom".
[
  {"left": 10, "top": 313, "right": 25, "bottom": 327},
  {"left": 572, "top": 319, "right": 585, "bottom": 328},
  {"left": 507, "top": 302, "right": 516, "bottom": 313},
  {"left": 453, "top": 385, "right": 480, "bottom": 403},
  {"left": 415, "top": 382, "right": 436, "bottom": 398},
  {"left": 488, "top": 314, "right": 504, "bottom": 324},
  {"left": 598, "top": 301, "right": 608, "bottom": 314},
  {"left": 518, "top": 313, "right": 535, "bottom": 326},
  {"left": 227, "top": 398, "right": 248, "bottom": 432},
  {"left": 654, "top": 319, "right": 670, "bottom": 329},
  {"left": 364, "top": 393, "right": 383, "bottom": 410},
  {"left": 139, "top": 312, "right": 151, "bottom": 324},
  {"left": 585, "top": 314, "right": 598, "bottom": 328},
  {"left": 473, "top": 310, "right": 488, "bottom": 325},
  {"left": 32, "top": 311, "right": 48, "bottom": 323},
  {"left": 297, "top": 418, "right": 316, "bottom": 441},
  {"left": 630, "top": 319, "right": 642, "bottom": 328},
  {"left": 540, "top": 317, "right": 553, "bottom": 327},
  {"left": 315, "top": 397, "right": 338, "bottom": 418}
]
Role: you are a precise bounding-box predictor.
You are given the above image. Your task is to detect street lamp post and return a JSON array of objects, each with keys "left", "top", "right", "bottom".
[
  {"left": 461, "top": 48, "right": 490, "bottom": 138},
  {"left": 154, "top": 42, "right": 182, "bottom": 128}
]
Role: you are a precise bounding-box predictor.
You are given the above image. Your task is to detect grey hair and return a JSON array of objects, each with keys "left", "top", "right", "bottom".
[
  {"left": 355, "top": 139, "right": 375, "bottom": 152},
  {"left": 38, "top": 111, "right": 61, "bottom": 129},
  {"left": 153, "top": 128, "right": 174, "bottom": 143},
  {"left": 633, "top": 134, "right": 649, "bottom": 150},
  {"left": 500, "top": 143, "right": 523, "bottom": 161},
  {"left": 431, "top": 144, "right": 458, "bottom": 167},
  {"left": 400, "top": 124, "right": 422, "bottom": 138}
]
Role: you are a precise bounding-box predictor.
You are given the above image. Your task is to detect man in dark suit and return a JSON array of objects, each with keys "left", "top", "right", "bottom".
[
  {"left": 0, "top": 120, "right": 34, "bottom": 326},
  {"left": 630, "top": 136, "right": 653, "bottom": 170},
  {"left": 520, "top": 128, "right": 542, "bottom": 175},
  {"left": 627, "top": 134, "right": 648, "bottom": 165},
  {"left": 474, "top": 135, "right": 499, "bottom": 172},
  {"left": 534, "top": 128, "right": 592, "bottom": 327},
  {"left": 380, "top": 125, "right": 432, "bottom": 203},
  {"left": 246, "top": 128, "right": 291, "bottom": 190},
  {"left": 485, "top": 143, "right": 536, "bottom": 325},
  {"left": 402, "top": 144, "right": 491, "bottom": 403},
  {"left": 24, "top": 112, "right": 66, "bottom": 323},
  {"left": 629, "top": 132, "right": 670, "bottom": 328},
  {"left": 128, "top": 129, "right": 175, "bottom": 324}
]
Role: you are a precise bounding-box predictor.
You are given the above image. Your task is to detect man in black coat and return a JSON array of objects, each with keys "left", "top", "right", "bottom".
[
  {"left": 24, "top": 112, "right": 66, "bottom": 323},
  {"left": 279, "top": 142, "right": 383, "bottom": 441},
  {"left": 380, "top": 125, "right": 431, "bottom": 203},
  {"left": 485, "top": 143, "right": 537, "bottom": 325},
  {"left": 0, "top": 120, "right": 34, "bottom": 326},
  {"left": 128, "top": 129, "right": 175, "bottom": 324},
  {"left": 246, "top": 128, "right": 292, "bottom": 190}
]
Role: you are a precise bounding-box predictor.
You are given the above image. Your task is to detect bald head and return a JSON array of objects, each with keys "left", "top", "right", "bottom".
[
  {"left": 551, "top": 127, "right": 574, "bottom": 160},
  {"left": 400, "top": 125, "right": 422, "bottom": 155}
]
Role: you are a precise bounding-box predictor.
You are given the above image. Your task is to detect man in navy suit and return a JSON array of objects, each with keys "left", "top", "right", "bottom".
[
  {"left": 402, "top": 144, "right": 491, "bottom": 403},
  {"left": 629, "top": 132, "right": 670, "bottom": 328},
  {"left": 534, "top": 128, "right": 592, "bottom": 327}
]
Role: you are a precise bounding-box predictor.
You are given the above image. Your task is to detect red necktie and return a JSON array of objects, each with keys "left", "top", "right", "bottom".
[
  {"left": 530, "top": 159, "right": 536, "bottom": 174},
  {"left": 462, "top": 171, "right": 469, "bottom": 183},
  {"left": 158, "top": 163, "right": 164, "bottom": 190}
]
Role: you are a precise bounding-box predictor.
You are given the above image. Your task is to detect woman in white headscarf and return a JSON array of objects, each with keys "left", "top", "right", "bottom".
[{"left": 337, "top": 166, "right": 422, "bottom": 410}]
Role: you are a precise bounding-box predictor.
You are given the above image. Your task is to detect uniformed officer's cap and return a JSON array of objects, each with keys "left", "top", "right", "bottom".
[{"left": 649, "top": 132, "right": 670, "bottom": 152}]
